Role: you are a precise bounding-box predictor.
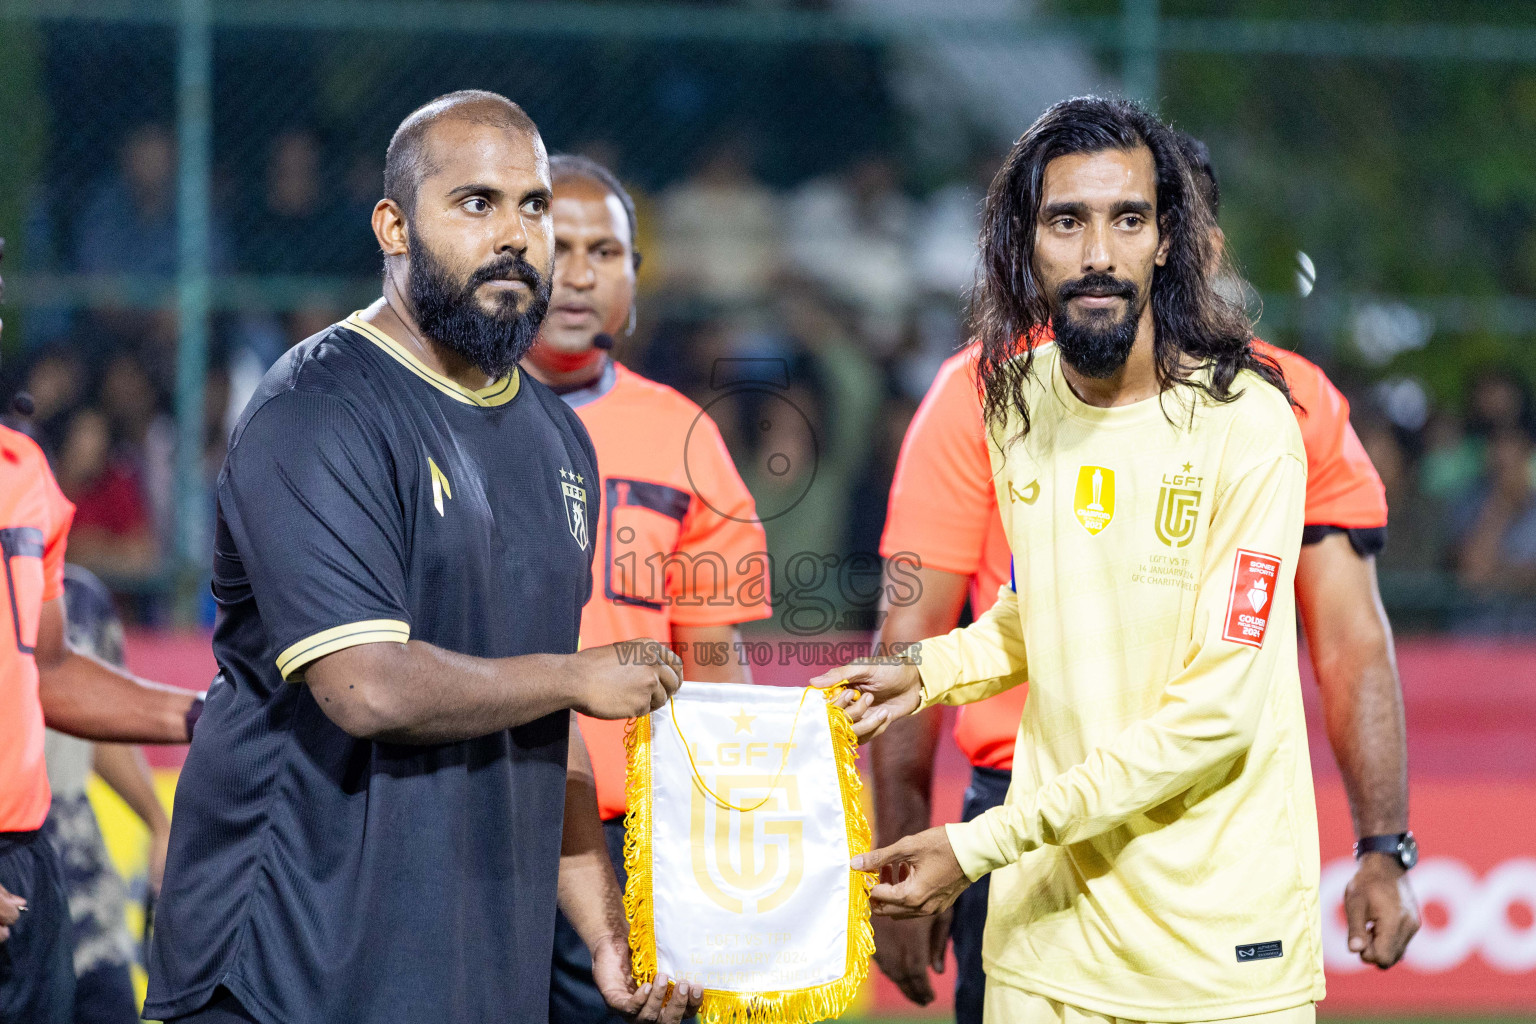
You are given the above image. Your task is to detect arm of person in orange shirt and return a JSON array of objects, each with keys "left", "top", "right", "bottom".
[
  {"left": 34, "top": 596, "right": 193, "bottom": 744},
  {"left": 1297, "top": 532, "right": 1419, "bottom": 969},
  {"left": 673, "top": 624, "right": 753, "bottom": 685},
  {"left": 92, "top": 742, "right": 172, "bottom": 892},
  {"left": 868, "top": 566, "right": 969, "bottom": 1006}
]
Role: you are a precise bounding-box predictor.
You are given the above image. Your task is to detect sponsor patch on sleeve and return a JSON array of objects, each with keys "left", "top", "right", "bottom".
[{"left": 1222, "top": 549, "right": 1281, "bottom": 648}]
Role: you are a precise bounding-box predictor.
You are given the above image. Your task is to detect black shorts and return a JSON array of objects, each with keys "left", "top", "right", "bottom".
[
  {"left": 165, "top": 987, "right": 261, "bottom": 1023},
  {"left": 0, "top": 829, "right": 75, "bottom": 1024}
]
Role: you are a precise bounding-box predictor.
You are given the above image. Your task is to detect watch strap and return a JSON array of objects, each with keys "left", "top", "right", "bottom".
[{"left": 1354, "top": 833, "right": 1407, "bottom": 858}]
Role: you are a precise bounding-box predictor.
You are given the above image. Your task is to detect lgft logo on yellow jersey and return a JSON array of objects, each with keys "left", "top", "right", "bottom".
[{"left": 1155, "top": 462, "right": 1203, "bottom": 548}]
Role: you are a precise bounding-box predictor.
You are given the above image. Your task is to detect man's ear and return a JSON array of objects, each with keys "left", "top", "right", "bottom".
[
  {"left": 1155, "top": 214, "right": 1171, "bottom": 267},
  {"left": 373, "top": 199, "right": 409, "bottom": 257}
]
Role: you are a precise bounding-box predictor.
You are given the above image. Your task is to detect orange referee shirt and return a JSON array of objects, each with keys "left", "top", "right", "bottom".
[
  {"left": 0, "top": 425, "right": 75, "bottom": 832},
  {"left": 880, "top": 339, "right": 1387, "bottom": 771},
  {"left": 565, "top": 362, "right": 771, "bottom": 819}
]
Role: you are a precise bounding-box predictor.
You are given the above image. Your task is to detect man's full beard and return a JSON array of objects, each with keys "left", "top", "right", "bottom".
[
  {"left": 407, "top": 231, "right": 552, "bottom": 380},
  {"left": 1050, "top": 272, "right": 1143, "bottom": 380}
]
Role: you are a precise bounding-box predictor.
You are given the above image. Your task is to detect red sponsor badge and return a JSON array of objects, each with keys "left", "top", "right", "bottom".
[{"left": 1223, "top": 549, "right": 1281, "bottom": 648}]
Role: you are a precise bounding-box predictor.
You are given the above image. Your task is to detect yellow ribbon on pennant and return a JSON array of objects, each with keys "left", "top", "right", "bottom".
[{"left": 624, "top": 682, "right": 874, "bottom": 1024}]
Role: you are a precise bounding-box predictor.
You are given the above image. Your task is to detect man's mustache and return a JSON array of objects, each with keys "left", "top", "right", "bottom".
[
  {"left": 467, "top": 253, "right": 545, "bottom": 294},
  {"left": 1057, "top": 273, "right": 1136, "bottom": 302}
]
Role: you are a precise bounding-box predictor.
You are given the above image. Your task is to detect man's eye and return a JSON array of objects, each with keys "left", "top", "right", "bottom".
[
  {"left": 524, "top": 198, "right": 548, "bottom": 215},
  {"left": 1121, "top": 215, "right": 1143, "bottom": 228},
  {"left": 463, "top": 197, "right": 490, "bottom": 214},
  {"left": 1054, "top": 218, "right": 1078, "bottom": 230}
]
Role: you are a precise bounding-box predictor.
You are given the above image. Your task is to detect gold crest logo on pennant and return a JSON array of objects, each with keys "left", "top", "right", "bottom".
[
  {"left": 1073, "top": 466, "right": 1115, "bottom": 535},
  {"left": 690, "top": 774, "right": 805, "bottom": 914}
]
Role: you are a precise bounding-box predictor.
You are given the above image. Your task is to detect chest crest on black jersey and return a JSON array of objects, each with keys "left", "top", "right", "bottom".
[{"left": 559, "top": 467, "right": 589, "bottom": 550}]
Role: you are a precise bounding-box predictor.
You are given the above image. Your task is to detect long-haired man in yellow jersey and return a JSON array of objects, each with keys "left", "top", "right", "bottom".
[{"left": 814, "top": 97, "right": 1323, "bottom": 1024}]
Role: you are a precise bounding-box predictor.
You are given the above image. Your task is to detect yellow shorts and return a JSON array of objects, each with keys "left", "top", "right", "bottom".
[{"left": 981, "top": 981, "right": 1316, "bottom": 1024}]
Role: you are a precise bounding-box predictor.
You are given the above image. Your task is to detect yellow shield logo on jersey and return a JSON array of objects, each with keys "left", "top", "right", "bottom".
[
  {"left": 1155, "top": 485, "right": 1202, "bottom": 547},
  {"left": 690, "top": 773, "right": 805, "bottom": 914},
  {"left": 1073, "top": 466, "right": 1115, "bottom": 535}
]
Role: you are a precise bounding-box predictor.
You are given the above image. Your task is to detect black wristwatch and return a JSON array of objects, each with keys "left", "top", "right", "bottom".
[{"left": 1354, "top": 831, "right": 1417, "bottom": 870}]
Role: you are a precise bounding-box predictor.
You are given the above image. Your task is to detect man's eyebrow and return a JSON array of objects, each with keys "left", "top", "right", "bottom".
[
  {"left": 1041, "top": 201, "right": 1090, "bottom": 220},
  {"left": 446, "top": 183, "right": 503, "bottom": 200},
  {"left": 1039, "top": 199, "right": 1155, "bottom": 219},
  {"left": 523, "top": 186, "right": 553, "bottom": 206}
]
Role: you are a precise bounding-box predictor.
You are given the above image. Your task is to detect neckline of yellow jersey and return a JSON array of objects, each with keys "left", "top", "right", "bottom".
[
  {"left": 1045, "top": 344, "right": 1179, "bottom": 427},
  {"left": 343, "top": 312, "right": 521, "bottom": 407}
]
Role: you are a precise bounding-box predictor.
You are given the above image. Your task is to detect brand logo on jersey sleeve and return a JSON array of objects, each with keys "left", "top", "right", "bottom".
[
  {"left": 427, "top": 457, "right": 452, "bottom": 516},
  {"left": 1072, "top": 466, "right": 1115, "bottom": 534},
  {"left": 1008, "top": 479, "right": 1040, "bottom": 505},
  {"left": 1223, "top": 549, "right": 1281, "bottom": 647},
  {"left": 560, "top": 467, "right": 589, "bottom": 550}
]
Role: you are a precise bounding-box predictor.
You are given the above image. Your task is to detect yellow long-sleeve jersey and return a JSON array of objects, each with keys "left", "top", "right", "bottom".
[{"left": 917, "top": 344, "right": 1324, "bottom": 1022}]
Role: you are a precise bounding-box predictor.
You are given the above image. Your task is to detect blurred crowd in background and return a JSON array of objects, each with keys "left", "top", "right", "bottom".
[
  {"left": 4, "top": 0, "right": 1536, "bottom": 633},
  {"left": 5, "top": 118, "right": 1536, "bottom": 634}
]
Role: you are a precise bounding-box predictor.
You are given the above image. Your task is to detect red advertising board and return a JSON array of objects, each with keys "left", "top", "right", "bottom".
[{"left": 121, "top": 632, "right": 1536, "bottom": 1016}]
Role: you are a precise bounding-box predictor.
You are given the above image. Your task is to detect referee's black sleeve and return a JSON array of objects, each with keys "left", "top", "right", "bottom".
[{"left": 220, "top": 389, "right": 411, "bottom": 681}]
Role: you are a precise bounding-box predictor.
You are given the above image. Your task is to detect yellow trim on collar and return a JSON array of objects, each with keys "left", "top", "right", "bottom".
[
  {"left": 344, "top": 312, "right": 521, "bottom": 407},
  {"left": 275, "top": 618, "right": 411, "bottom": 681}
]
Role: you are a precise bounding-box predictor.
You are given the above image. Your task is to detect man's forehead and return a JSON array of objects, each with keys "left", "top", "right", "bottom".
[
  {"left": 420, "top": 118, "right": 548, "bottom": 189},
  {"left": 1040, "top": 146, "right": 1157, "bottom": 205},
  {"left": 552, "top": 187, "right": 629, "bottom": 241}
]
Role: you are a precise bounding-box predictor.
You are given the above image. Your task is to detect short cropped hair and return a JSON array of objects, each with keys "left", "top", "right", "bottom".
[
  {"left": 549, "top": 153, "right": 642, "bottom": 269},
  {"left": 384, "top": 90, "right": 539, "bottom": 216}
]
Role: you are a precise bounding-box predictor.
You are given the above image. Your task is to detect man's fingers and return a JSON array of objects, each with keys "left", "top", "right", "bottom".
[
  {"left": 929, "top": 909, "right": 951, "bottom": 973},
  {"left": 649, "top": 681, "right": 669, "bottom": 713},
  {"left": 895, "top": 962, "right": 934, "bottom": 1005},
  {"left": 851, "top": 708, "right": 890, "bottom": 744},
  {"left": 634, "top": 973, "right": 678, "bottom": 1022},
  {"left": 869, "top": 876, "right": 924, "bottom": 916},
  {"left": 808, "top": 666, "right": 853, "bottom": 689},
  {"left": 1343, "top": 883, "right": 1370, "bottom": 954},
  {"left": 656, "top": 658, "right": 682, "bottom": 696},
  {"left": 852, "top": 837, "right": 909, "bottom": 874},
  {"left": 1364, "top": 903, "right": 1416, "bottom": 968},
  {"left": 0, "top": 925, "right": 9, "bottom": 943}
]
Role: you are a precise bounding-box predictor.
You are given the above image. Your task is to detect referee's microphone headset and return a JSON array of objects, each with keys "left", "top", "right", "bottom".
[{"left": 592, "top": 333, "right": 615, "bottom": 351}]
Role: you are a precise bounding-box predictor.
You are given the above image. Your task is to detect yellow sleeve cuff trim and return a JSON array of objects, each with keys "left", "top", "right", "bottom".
[{"left": 275, "top": 619, "right": 410, "bottom": 681}]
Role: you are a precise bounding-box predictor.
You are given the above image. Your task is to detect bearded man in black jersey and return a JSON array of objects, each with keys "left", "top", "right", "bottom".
[{"left": 145, "top": 91, "right": 703, "bottom": 1024}]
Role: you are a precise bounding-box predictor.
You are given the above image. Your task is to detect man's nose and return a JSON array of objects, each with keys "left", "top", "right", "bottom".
[
  {"left": 495, "top": 215, "right": 529, "bottom": 255},
  {"left": 1081, "top": 220, "right": 1113, "bottom": 272},
  {"left": 559, "top": 251, "right": 596, "bottom": 290}
]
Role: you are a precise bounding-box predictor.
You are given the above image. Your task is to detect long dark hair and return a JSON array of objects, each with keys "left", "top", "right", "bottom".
[{"left": 971, "top": 97, "right": 1288, "bottom": 436}]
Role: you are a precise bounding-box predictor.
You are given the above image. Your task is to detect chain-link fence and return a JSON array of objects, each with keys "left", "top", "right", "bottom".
[{"left": 3, "top": 0, "right": 1536, "bottom": 629}]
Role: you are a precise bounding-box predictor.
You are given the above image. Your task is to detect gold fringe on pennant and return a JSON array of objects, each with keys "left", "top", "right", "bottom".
[
  {"left": 623, "top": 713, "right": 659, "bottom": 988},
  {"left": 622, "top": 690, "right": 875, "bottom": 1024}
]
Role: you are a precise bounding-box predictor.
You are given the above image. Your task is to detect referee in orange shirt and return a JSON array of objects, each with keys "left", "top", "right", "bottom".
[
  {"left": 869, "top": 138, "right": 1420, "bottom": 1022},
  {"left": 521, "top": 155, "right": 772, "bottom": 1024},
  {"left": 0, "top": 236, "right": 198, "bottom": 1024}
]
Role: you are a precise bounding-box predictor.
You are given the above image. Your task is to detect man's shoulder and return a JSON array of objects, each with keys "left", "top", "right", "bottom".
[
  {"left": 0, "top": 423, "right": 50, "bottom": 476},
  {"left": 1210, "top": 367, "right": 1306, "bottom": 465},
  {"left": 228, "top": 325, "right": 387, "bottom": 453},
  {"left": 610, "top": 364, "right": 708, "bottom": 422}
]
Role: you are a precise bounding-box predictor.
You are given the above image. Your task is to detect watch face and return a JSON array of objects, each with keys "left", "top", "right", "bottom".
[{"left": 1399, "top": 833, "right": 1419, "bottom": 870}]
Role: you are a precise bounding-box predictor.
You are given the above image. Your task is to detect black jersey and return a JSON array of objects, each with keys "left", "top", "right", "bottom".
[{"left": 144, "top": 313, "right": 599, "bottom": 1024}]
